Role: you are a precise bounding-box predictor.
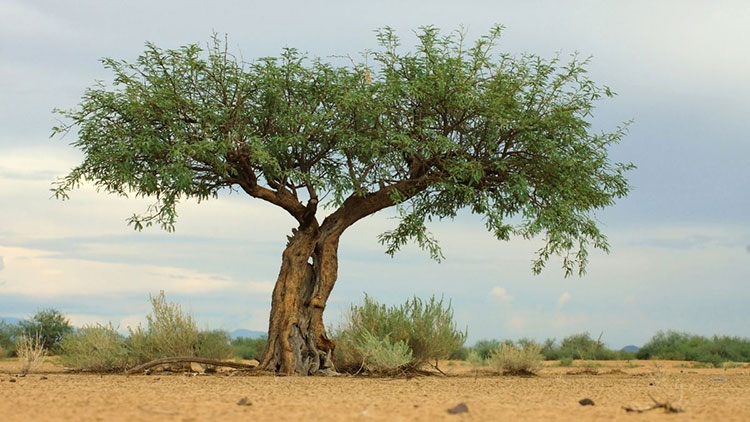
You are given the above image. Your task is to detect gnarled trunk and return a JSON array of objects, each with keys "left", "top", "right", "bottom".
[{"left": 257, "top": 224, "right": 343, "bottom": 375}]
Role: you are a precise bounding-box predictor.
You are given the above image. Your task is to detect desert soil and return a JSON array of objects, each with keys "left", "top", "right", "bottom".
[{"left": 1, "top": 359, "right": 749, "bottom": 421}]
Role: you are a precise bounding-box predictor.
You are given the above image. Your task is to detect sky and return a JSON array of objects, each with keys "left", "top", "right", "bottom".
[{"left": 1, "top": 0, "right": 748, "bottom": 349}]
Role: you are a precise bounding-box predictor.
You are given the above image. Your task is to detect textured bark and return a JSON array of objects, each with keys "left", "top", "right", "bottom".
[
  {"left": 258, "top": 180, "right": 429, "bottom": 375},
  {"left": 257, "top": 224, "right": 338, "bottom": 375}
]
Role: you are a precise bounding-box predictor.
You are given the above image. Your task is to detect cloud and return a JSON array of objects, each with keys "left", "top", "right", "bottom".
[
  {"left": 556, "top": 292, "right": 572, "bottom": 310},
  {"left": 0, "top": 245, "right": 266, "bottom": 298},
  {"left": 0, "top": 256, "right": 4, "bottom": 270},
  {"left": 490, "top": 286, "right": 513, "bottom": 303}
]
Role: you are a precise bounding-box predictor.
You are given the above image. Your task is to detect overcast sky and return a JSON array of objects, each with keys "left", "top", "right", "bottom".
[{"left": 1, "top": 0, "right": 748, "bottom": 348}]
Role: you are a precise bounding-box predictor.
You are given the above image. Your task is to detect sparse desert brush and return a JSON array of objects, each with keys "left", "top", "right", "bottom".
[
  {"left": 16, "top": 332, "right": 47, "bottom": 374},
  {"left": 60, "top": 323, "right": 134, "bottom": 372},
  {"left": 144, "top": 290, "right": 198, "bottom": 358},
  {"left": 333, "top": 294, "right": 466, "bottom": 374},
  {"left": 355, "top": 329, "right": 413, "bottom": 374},
  {"left": 488, "top": 341, "right": 543, "bottom": 375}
]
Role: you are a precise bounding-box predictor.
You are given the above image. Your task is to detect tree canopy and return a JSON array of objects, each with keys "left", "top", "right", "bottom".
[{"left": 54, "top": 26, "right": 632, "bottom": 276}]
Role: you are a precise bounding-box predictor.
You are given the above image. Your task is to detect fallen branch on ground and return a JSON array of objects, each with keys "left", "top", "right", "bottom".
[
  {"left": 623, "top": 392, "right": 684, "bottom": 413},
  {"left": 125, "top": 357, "right": 257, "bottom": 375}
]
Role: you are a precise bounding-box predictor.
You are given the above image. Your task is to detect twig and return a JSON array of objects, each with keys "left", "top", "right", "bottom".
[
  {"left": 622, "top": 392, "right": 684, "bottom": 413},
  {"left": 431, "top": 359, "right": 447, "bottom": 376},
  {"left": 125, "top": 357, "right": 257, "bottom": 375}
]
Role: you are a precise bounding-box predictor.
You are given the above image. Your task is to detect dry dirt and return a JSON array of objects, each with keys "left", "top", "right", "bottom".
[{"left": 1, "top": 358, "right": 749, "bottom": 421}]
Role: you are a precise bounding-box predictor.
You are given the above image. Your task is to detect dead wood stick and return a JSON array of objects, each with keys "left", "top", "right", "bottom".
[
  {"left": 622, "top": 393, "right": 684, "bottom": 413},
  {"left": 125, "top": 357, "right": 257, "bottom": 375}
]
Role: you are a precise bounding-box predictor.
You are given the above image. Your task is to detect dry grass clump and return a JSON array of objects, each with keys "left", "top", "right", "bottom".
[
  {"left": 60, "top": 323, "right": 134, "bottom": 371},
  {"left": 488, "top": 341, "right": 543, "bottom": 375},
  {"left": 142, "top": 291, "right": 198, "bottom": 358},
  {"left": 16, "top": 332, "right": 47, "bottom": 374}
]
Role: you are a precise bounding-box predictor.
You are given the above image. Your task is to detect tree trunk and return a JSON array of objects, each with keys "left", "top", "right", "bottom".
[{"left": 257, "top": 224, "right": 341, "bottom": 375}]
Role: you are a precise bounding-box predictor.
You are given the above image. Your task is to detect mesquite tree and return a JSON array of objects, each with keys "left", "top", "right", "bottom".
[{"left": 53, "top": 27, "right": 632, "bottom": 375}]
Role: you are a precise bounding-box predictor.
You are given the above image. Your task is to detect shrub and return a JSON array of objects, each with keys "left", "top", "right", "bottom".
[
  {"left": 449, "top": 346, "right": 469, "bottom": 361},
  {"left": 0, "top": 321, "right": 20, "bottom": 357},
  {"left": 16, "top": 332, "right": 47, "bottom": 374},
  {"left": 488, "top": 341, "right": 543, "bottom": 375},
  {"left": 333, "top": 294, "right": 466, "bottom": 373},
  {"left": 19, "top": 309, "right": 73, "bottom": 354},
  {"left": 558, "top": 356, "right": 574, "bottom": 367},
  {"left": 354, "top": 329, "right": 413, "bottom": 374},
  {"left": 636, "top": 331, "right": 750, "bottom": 364},
  {"left": 231, "top": 337, "right": 268, "bottom": 361},
  {"left": 196, "top": 330, "right": 233, "bottom": 360},
  {"left": 472, "top": 339, "right": 501, "bottom": 361},
  {"left": 60, "top": 324, "right": 134, "bottom": 371},
  {"left": 143, "top": 291, "right": 198, "bottom": 358}
]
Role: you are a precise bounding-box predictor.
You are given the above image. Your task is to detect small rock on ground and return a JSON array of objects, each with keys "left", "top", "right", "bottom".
[{"left": 447, "top": 403, "right": 469, "bottom": 414}]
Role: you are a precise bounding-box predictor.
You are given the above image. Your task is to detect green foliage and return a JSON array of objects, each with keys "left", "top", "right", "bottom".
[
  {"left": 334, "top": 294, "right": 466, "bottom": 373},
  {"left": 19, "top": 309, "right": 73, "bottom": 354},
  {"left": 142, "top": 291, "right": 199, "bottom": 359},
  {"left": 231, "top": 336, "right": 268, "bottom": 361},
  {"left": 558, "top": 357, "right": 574, "bottom": 367},
  {"left": 0, "top": 321, "right": 21, "bottom": 357},
  {"left": 54, "top": 26, "right": 631, "bottom": 276},
  {"left": 488, "top": 341, "right": 543, "bottom": 375},
  {"left": 60, "top": 324, "right": 134, "bottom": 372},
  {"left": 472, "top": 339, "right": 502, "bottom": 361},
  {"left": 354, "top": 329, "right": 413, "bottom": 374},
  {"left": 196, "top": 330, "right": 233, "bottom": 360},
  {"left": 60, "top": 292, "right": 234, "bottom": 371},
  {"left": 449, "top": 346, "right": 470, "bottom": 361},
  {"left": 636, "top": 331, "right": 750, "bottom": 364}
]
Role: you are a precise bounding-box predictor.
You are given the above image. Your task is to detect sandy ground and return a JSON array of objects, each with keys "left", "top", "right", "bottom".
[{"left": 1, "top": 359, "right": 749, "bottom": 421}]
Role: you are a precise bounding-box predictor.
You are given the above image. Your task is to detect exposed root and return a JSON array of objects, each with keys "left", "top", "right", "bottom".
[{"left": 125, "top": 357, "right": 257, "bottom": 375}]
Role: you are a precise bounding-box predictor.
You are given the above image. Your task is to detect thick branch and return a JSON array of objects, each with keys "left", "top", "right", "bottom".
[{"left": 124, "top": 357, "right": 257, "bottom": 374}]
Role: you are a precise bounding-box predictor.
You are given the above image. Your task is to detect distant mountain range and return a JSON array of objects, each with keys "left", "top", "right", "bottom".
[
  {"left": 230, "top": 329, "right": 266, "bottom": 339},
  {"left": 0, "top": 317, "right": 22, "bottom": 325},
  {"left": 621, "top": 345, "right": 640, "bottom": 352}
]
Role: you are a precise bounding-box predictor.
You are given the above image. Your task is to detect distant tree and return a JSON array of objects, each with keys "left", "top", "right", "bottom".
[
  {"left": 0, "top": 321, "right": 22, "bottom": 357},
  {"left": 20, "top": 309, "right": 73, "bottom": 353},
  {"left": 53, "top": 26, "right": 632, "bottom": 374}
]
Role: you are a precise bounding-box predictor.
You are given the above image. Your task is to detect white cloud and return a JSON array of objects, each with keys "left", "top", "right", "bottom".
[
  {"left": 490, "top": 286, "right": 513, "bottom": 303},
  {"left": 556, "top": 292, "right": 571, "bottom": 310},
  {"left": 0, "top": 245, "right": 266, "bottom": 298}
]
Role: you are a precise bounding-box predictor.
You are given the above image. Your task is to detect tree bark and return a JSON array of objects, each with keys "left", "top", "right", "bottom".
[{"left": 257, "top": 223, "right": 340, "bottom": 375}]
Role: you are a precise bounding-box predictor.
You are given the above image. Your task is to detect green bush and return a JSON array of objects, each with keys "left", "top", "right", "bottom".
[
  {"left": 354, "top": 329, "right": 413, "bottom": 374},
  {"left": 19, "top": 309, "right": 73, "bottom": 354},
  {"left": 61, "top": 291, "right": 235, "bottom": 371},
  {"left": 488, "top": 341, "right": 543, "bottom": 375},
  {"left": 472, "top": 339, "right": 502, "bottom": 361},
  {"left": 449, "top": 346, "right": 470, "bottom": 361},
  {"left": 636, "top": 331, "right": 750, "bottom": 364},
  {"left": 60, "top": 324, "right": 134, "bottom": 371},
  {"left": 0, "top": 321, "right": 21, "bottom": 357},
  {"left": 231, "top": 336, "right": 267, "bottom": 361},
  {"left": 333, "top": 294, "right": 466, "bottom": 373},
  {"left": 196, "top": 330, "right": 233, "bottom": 360},
  {"left": 143, "top": 291, "right": 198, "bottom": 358}
]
